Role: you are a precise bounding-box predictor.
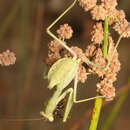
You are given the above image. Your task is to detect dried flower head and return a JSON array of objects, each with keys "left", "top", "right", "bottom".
[
  {"left": 85, "top": 44, "right": 97, "bottom": 57},
  {"left": 91, "top": 22, "right": 104, "bottom": 44},
  {"left": 46, "top": 40, "right": 64, "bottom": 66},
  {"left": 65, "top": 46, "right": 86, "bottom": 63},
  {"left": 90, "top": 5, "right": 107, "bottom": 21},
  {"left": 97, "top": 80, "right": 116, "bottom": 101},
  {"left": 115, "top": 10, "right": 126, "bottom": 22},
  {"left": 79, "top": 0, "right": 97, "bottom": 11},
  {"left": 0, "top": 50, "right": 16, "bottom": 66},
  {"left": 88, "top": 47, "right": 107, "bottom": 77},
  {"left": 56, "top": 24, "right": 73, "bottom": 39},
  {"left": 48, "top": 40, "right": 63, "bottom": 52},
  {"left": 108, "top": 58, "right": 121, "bottom": 74},
  {"left": 101, "top": 0, "right": 117, "bottom": 10},
  {"left": 46, "top": 52, "right": 61, "bottom": 66},
  {"left": 77, "top": 65, "right": 87, "bottom": 83},
  {"left": 113, "top": 19, "right": 130, "bottom": 37},
  {"left": 104, "top": 73, "right": 117, "bottom": 83}
]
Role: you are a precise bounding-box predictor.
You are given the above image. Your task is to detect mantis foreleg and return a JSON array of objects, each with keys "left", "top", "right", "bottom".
[
  {"left": 40, "top": 88, "right": 63, "bottom": 122},
  {"left": 57, "top": 88, "right": 73, "bottom": 122}
]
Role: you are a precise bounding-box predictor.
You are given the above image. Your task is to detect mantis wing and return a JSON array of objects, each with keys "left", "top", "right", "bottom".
[{"left": 47, "top": 58, "right": 79, "bottom": 89}]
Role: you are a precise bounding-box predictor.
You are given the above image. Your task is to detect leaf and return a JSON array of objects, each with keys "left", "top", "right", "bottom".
[{"left": 47, "top": 57, "right": 79, "bottom": 89}]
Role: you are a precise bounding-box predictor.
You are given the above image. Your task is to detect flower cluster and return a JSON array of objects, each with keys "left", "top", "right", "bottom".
[
  {"left": 79, "top": 0, "right": 130, "bottom": 37},
  {"left": 56, "top": 24, "right": 73, "bottom": 39},
  {"left": 46, "top": 40, "right": 63, "bottom": 66},
  {"left": 79, "top": 0, "right": 126, "bottom": 101},
  {"left": 0, "top": 50, "right": 16, "bottom": 66},
  {"left": 79, "top": 0, "right": 97, "bottom": 11},
  {"left": 91, "top": 22, "right": 104, "bottom": 44},
  {"left": 86, "top": 36, "right": 120, "bottom": 101}
]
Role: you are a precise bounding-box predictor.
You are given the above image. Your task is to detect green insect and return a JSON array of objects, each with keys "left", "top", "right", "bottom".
[
  {"left": 40, "top": 0, "right": 105, "bottom": 122},
  {"left": 41, "top": 57, "right": 104, "bottom": 122}
]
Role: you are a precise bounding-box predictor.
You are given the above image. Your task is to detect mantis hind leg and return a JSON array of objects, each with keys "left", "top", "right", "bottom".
[
  {"left": 73, "top": 73, "right": 104, "bottom": 104},
  {"left": 57, "top": 88, "right": 73, "bottom": 122}
]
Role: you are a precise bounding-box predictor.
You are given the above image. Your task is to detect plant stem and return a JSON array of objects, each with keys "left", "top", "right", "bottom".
[
  {"left": 102, "top": 17, "right": 109, "bottom": 59},
  {"left": 88, "top": 17, "right": 109, "bottom": 130},
  {"left": 88, "top": 97, "right": 103, "bottom": 130}
]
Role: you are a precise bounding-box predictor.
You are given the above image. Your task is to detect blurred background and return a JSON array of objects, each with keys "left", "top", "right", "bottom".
[{"left": 0, "top": 0, "right": 130, "bottom": 130}]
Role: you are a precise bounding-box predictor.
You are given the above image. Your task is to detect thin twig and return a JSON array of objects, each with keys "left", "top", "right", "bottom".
[{"left": 102, "top": 17, "right": 109, "bottom": 59}]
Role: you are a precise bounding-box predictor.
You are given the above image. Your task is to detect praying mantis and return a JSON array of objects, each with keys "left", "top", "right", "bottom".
[{"left": 40, "top": 0, "right": 105, "bottom": 122}]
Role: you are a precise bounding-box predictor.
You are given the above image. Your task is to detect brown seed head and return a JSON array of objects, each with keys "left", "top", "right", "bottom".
[
  {"left": 113, "top": 19, "right": 130, "bottom": 37},
  {"left": 97, "top": 80, "right": 116, "bottom": 101},
  {"left": 85, "top": 44, "right": 97, "bottom": 57},
  {"left": 56, "top": 24, "right": 73, "bottom": 39},
  {"left": 77, "top": 65, "right": 87, "bottom": 83},
  {"left": 101, "top": 0, "right": 118, "bottom": 10},
  {"left": 78, "top": 0, "right": 97, "bottom": 11},
  {"left": 48, "top": 40, "right": 63, "bottom": 52},
  {"left": 90, "top": 5, "right": 107, "bottom": 21},
  {"left": 91, "top": 22, "right": 104, "bottom": 44},
  {"left": 115, "top": 10, "right": 126, "bottom": 22},
  {"left": 46, "top": 52, "right": 61, "bottom": 66},
  {"left": 0, "top": 50, "right": 16, "bottom": 66},
  {"left": 88, "top": 47, "right": 107, "bottom": 77},
  {"left": 65, "top": 46, "right": 86, "bottom": 63},
  {"left": 104, "top": 73, "right": 117, "bottom": 83}
]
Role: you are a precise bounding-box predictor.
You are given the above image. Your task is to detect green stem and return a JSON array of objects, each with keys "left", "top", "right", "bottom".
[
  {"left": 88, "top": 97, "right": 103, "bottom": 130},
  {"left": 88, "top": 17, "right": 109, "bottom": 130},
  {"left": 102, "top": 17, "right": 109, "bottom": 59}
]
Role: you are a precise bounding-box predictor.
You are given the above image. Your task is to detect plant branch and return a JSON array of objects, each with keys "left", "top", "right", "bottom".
[
  {"left": 102, "top": 17, "right": 109, "bottom": 59},
  {"left": 88, "top": 97, "right": 103, "bottom": 130}
]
